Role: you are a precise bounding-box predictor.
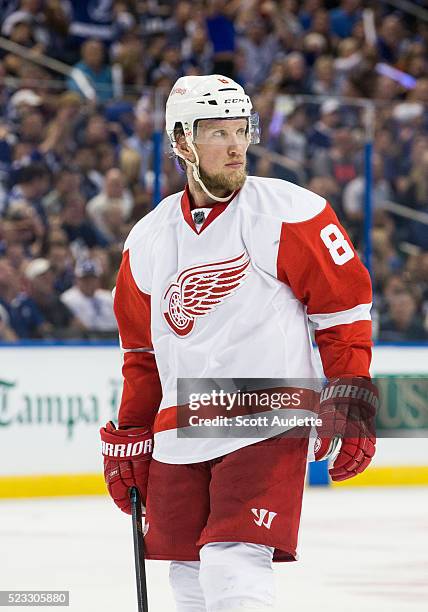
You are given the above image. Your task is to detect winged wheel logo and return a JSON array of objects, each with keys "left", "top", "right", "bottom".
[{"left": 162, "top": 252, "right": 251, "bottom": 337}]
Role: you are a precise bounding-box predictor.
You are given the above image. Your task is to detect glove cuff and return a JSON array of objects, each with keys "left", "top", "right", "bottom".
[{"left": 100, "top": 423, "right": 153, "bottom": 460}]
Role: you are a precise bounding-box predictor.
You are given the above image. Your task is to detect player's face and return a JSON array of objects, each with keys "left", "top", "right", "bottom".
[{"left": 194, "top": 118, "right": 249, "bottom": 193}]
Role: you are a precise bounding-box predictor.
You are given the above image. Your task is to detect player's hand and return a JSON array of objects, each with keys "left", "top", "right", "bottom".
[
  {"left": 100, "top": 421, "right": 153, "bottom": 514},
  {"left": 314, "top": 377, "right": 378, "bottom": 482}
]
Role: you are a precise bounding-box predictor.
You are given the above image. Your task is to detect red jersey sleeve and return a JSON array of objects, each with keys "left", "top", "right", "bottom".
[
  {"left": 113, "top": 249, "right": 162, "bottom": 429},
  {"left": 277, "top": 202, "right": 373, "bottom": 378}
]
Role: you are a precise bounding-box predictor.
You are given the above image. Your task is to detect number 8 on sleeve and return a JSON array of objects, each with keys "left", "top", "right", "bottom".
[{"left": 320, "top": 223, "right": 354, "bottom": 265}]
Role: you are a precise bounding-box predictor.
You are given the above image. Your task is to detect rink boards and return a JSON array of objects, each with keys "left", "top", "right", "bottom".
[{"left": 0, "top": 343, "right": 427, "bottom": 497}]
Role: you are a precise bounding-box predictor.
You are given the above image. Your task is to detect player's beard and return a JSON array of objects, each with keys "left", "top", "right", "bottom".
[{"left": 197, "top": 161, "right": 247, "bottom": 196}]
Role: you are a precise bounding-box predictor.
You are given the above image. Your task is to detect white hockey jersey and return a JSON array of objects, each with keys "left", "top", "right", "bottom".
[{"left": 114, "top": 176, "right": 372, "bottom": 464}]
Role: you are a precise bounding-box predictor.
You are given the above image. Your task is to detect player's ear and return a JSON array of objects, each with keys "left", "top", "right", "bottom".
[{"left": 176, "top": 134, "right": 196, "bottom": 164}]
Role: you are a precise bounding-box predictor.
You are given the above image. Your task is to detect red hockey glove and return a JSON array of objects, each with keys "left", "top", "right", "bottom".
[
  {"left": 314, "top": 377, "right": 378, "bottom": 482},
  {"left": 100, "top": 421, "right": 153, "bottom": 514}
]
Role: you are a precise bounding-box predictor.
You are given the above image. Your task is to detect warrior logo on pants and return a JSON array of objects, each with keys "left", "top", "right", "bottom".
[
  {"left": 162, "top": 252, "right": 251, "bottom": 337},
  {"left": 251, "top": 508, "right": 278, "bottom": 529}
]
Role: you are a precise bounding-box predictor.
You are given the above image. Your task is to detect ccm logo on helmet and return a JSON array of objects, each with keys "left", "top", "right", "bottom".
[
  {"left": 225, "top": 98, "right": 246, "bottom": 104},
  {"left": 102, "top": 439, "right": 153, "bottom": 458}
]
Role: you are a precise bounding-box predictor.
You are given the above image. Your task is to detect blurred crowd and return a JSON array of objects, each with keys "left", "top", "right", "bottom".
[{"left": 0, "top": 0, "right": 428, "bottom": 342}]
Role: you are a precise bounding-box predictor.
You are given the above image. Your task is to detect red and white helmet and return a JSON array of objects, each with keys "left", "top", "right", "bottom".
[
  {"left": 165, "top": 74, "right": 259, "bottom": 201},
  {"left": 166, "top": 74, "right": 260, "bottom": 154}
]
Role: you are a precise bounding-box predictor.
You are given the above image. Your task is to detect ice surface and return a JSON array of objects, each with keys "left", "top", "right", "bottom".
[{"left": 1, "top": 487, "right": 427, "bottom": 611}]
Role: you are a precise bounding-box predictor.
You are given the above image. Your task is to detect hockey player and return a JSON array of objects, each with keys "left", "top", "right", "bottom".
[{"left": 100, "top": 75, "right": 377, "bottom": 611}]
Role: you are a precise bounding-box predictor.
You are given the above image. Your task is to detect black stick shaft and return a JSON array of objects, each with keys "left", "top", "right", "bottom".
[{"left": 130, "top": 487, "right": 149, "bottom": 612}]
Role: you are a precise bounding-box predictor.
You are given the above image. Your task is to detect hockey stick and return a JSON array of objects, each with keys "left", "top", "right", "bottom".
[{"left": 130, "top": 487, "right": 149, "bottom": 612}]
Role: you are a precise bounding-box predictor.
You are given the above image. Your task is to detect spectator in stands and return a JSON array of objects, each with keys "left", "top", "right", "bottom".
[
  {"left": 371, "top": 210, "right": 399, "bottom": 273},
  {"left": 281, "top": 52, "right": 311, "bottom": 95},
  {"left": 311, "top": 127, "right": 360, "bottom": 189},
  {"left": 3, "top": 0, "right": 68, "bottom": 56},
  {"left": 299, "top": 0, "right": 323, "bottom": 31},
  {"left": 14, "top": 105, "right": 46, "bottom": 147},
  {"left": 2, "top": 240, "right": 27, "bottom": 271},
  {"left": 82, "top": 114, "right": 112, "bottom": 148},
  {"left": 309, "top": 8, "right": 333, "bottom": 49},
  {"left": 0, "top": 256, "right": 48, "bottom": 338},
  {"left": 12, "top": 63, "right": 50, "bottom": 100},
  {"left": 96, "top": 203, "right": 129, "bottom": 249},
  {"left": 374, "top": 74, "right": 401, "bottom": 102},
  {"left": 37, "top": 92, "right": 83, "bottom": 162},
  {"left": 238, "top": 19, "right": 279, "bottom": 91},
  {"left": 61, "top": 193, "right": 108, "bottom": 250},
  {"left": 394, "top": 132, "right": 427, "bottom": 199},
  {"left": 417, "top": 253, "right": 428, "bottom": 333},
  {"left": 60, "top": 259, "right": 117, "bottom": 336},
  {"left": 2, "top": 200, "right": 44, "bottom": 258},
  {"left": 166, "top": 1, "right": 192, "bottom": 47},
  {"left": 0, "top": 258, "right": 19, "bottom": 341},
  {"left": 113, "top": 26, "right": 144, "bottom": 85},
  {"left": 311, "top": 55, "right": 341, "bottom": 95},
  {"left": 86, "top": 168, "right": 133, "bottom": 240},
  {"left": 144, "top": 35, "right": 168, "bottom": 85},
  {"left": 206, "top": 0, "right": 236, "bottom": 78},
  {"left": 68, "top": 0, "right": 113, "bottom": 45},
  {"left": 274, "top": 104, "right": 308, "bottom": 167},
  {"left": 67, "top": 39, "right": 113, "bottom": 103},
  {"left": 381, "top": 274, "right": 407, "bottom": 312},
  {"left": 302, "top": 32, "right": 328, "bottom": 68},
  {"left": 111, "top": 1, "right": 136, "bottom": 44},
  {"left": 73, "top": 146, "right": 103, "bottom": 200},
  {"left": 371, "top": 223, "right": 403, "bottom": 285},
  {"left": 408, "top": 77, "right": 428, "bottom": 105},
  {"left": 125, "top": 111, "right": 153, "bottom": 187},
  {"left": 16, "top": 108, "right": 45, "bottom": 146},
  {"left": 1, "top": 9, "right": 33, "bottom": 42},
  {"left": 343, "top": 154, "right": 393, "bottom": 221},
  {"left": 334, "top": 37, "right": 362, "bottom": 84},
  {"left": 373, "top": 128, "right": 401, "bottom": 186},
  {"left": 119, "top": 146, "right": 151, "bottom": 218},
  {"left": 308, "top": 99, "right": 341, "bottom": 153},
  {"left": 405, "top": 251, "right": 428, "bottom": 304},
  {"left": 307, "top": 175, "right": 341, "bottom": 214},
  {"left": 395, "top": 148, "right": 428, "bottom": 250},
  {"left": 378, "top": 290, "right": 427, "bottom": 342},
  {"left": 0, "top": 302, "right": 17, "bottom": 341},
  {"left": 46, "top": 237, "right": 74, "bottom": 294},
  {"left": 403, "top": 45, "right": 427, "bottom": 80},
  {"left": 182, "top": 26, "right": 213, "bottom": 75},
  {"left": 24, "top": 257, "right": 81, "bottom": 339},
  {"left": 1, "top": 12, "right": 41, "bottom": 76},
  {"left": 42, "top": 167, "right": 82, "bottom": 216},
  {"left": 399, "top": 148, "right": 428, "bottom": 211},
  {"left": 96, "top": 143, "right": 117, "bottom": 176},
  {"left": 377, "top": 14, "right": 406, "bottom": 64},
  {"left": 151, "top": 45, "right": 183, "bottom": 89},
  {"left": 329, "top": 0, "right": 362, "bottom": 39},
  {"left": 7, "top": 163, "right": 51, "bottom": 225}
]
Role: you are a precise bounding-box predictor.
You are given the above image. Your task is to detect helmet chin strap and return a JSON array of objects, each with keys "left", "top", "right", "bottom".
[{"left": 183, "top": 140, "right": 233, "bottom": 203}]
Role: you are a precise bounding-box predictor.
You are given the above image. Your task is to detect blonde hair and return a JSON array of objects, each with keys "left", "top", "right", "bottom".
[{"left": 120, "top": 147, "right": 142, "bottom": 184}]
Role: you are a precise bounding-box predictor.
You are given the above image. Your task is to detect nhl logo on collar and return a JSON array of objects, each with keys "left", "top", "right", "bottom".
[
  {"left": 193, "top": 210, "right": 205, "bottom": 225},
  {"left": 162, "top": 252, "right": 251, "bottom": 337}
]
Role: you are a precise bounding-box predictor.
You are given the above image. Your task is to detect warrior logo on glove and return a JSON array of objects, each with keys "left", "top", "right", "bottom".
[
  {"left": 314, "top": 377, "right": 378, "bottom": 482},
  {"left": 102, "top": 438, "right": 153, "bottom": 458},
  {"left": 100, "top": 421, "right": 153, "bottom": 514}
]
